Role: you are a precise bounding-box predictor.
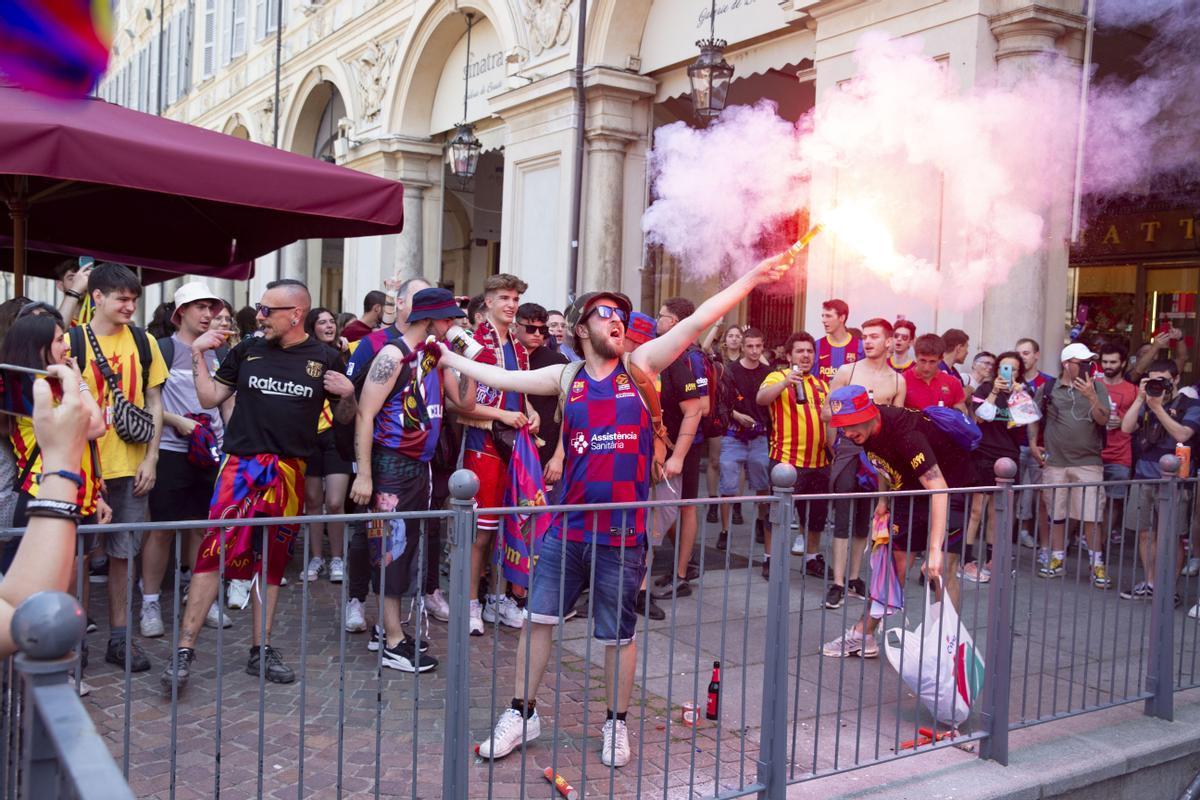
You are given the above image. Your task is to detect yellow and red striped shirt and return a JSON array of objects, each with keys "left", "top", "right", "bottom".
[
  {"left": 761, "top": 370, "right": 830, "bottom": 469},
  {"left": 11, "top": 416, "right": 102, "bottom": 516}
]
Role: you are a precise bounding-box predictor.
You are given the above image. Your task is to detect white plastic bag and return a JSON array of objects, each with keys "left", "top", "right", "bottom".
[
  {"left": 649, "top": 477, "right": 680, "bottom": 546},
  {"left": 1007, "top": 388, "right": 1041, "bottom": 426},
  {"left": 882, "top": 586, "right": 985, "bottom": 725}
]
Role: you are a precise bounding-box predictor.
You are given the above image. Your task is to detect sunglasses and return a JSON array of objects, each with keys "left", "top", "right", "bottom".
[
  {"left": 520, "top": 322, "right": 550, "bottom": 336},
  {"left": 587, "top": 305, "right": 628, "bottom": 324},
  {"left": 254, "top": 303, "right": 297, "bottom": 317}
]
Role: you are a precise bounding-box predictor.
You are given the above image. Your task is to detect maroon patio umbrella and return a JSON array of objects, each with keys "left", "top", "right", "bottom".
[{"left": 0, "top": 85, "right": 405, "bottom": 294}]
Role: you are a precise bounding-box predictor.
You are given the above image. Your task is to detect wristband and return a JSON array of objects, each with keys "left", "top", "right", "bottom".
[
  {"left": 64, "top": 289, "right": 82, "bottom": 300},
  {"left": 38, "top": 470, "right": 85, "bottom": 488},
  {"left": 25, "top": 498, "right": 81, "bottom": 520}
]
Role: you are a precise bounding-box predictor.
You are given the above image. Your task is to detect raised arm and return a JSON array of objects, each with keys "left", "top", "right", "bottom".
[
  {"left": 438, "top": 348, "right": 564, "bottom": 397},
  {"left": 634, "top": 251, "right": 793, "bottom": 376},
  {"left": 192, "top": 330, "right": 236, "bottom": 409}
]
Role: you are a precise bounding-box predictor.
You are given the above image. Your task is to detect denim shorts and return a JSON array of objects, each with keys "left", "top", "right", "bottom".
[
  {"left": 719, "top": 436, "right": 770, "bottom": 495},
  {"left": 526, "top": 530, "right": 646, "bottom": 646},
  {"left": 1103, "top": 462, "right": 1131, "bottom": 500}
]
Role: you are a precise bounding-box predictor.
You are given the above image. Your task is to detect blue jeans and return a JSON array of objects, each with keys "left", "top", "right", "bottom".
[
  {"left": 719, "top": 436, "right": 770, "bottom": 495},
  {"left": 526, "top": 530, "right": 646, "bottom": 645}
]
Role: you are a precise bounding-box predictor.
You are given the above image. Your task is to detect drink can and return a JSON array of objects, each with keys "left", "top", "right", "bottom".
[
  {"left": 681, "top": 702, "right": 698, "bottom": 727},
  {"left": 1176, "top": 443, "right": 1191, "bottom": 478}
]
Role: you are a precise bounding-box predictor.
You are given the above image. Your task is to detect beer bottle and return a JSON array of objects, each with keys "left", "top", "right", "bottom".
[{"left": 706, "top": 661, "right": 721, "bottom": 721}]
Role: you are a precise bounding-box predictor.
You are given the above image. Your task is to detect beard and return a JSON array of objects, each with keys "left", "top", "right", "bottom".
[
  {"left": 588, "top": 331, "right": 623, "bottom": 360},
  {"left": 1103, "top": 368, "right": 1122, "bottom": 379}
]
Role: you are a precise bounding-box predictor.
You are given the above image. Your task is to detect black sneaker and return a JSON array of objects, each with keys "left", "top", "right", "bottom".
[
  {"left": 732, "top": 506, "right": 744, "bottom": 526},
  {"left": 685, "top": 560, "right": 700, "bottom": 581},
  {"left": 368, "top": 624, "right": 385, "bottom": 652},
  {"left": 382, "top": 640, "right": 437, "bottom": 673},
  {"left": 716, "top": 531, "right": 729, "bottom": 550},
  {"left": 651, "top": 575, "right": 692, "bottom": 599},
  {"left": 848, "top": 578, "right": 867, "bottom": 600},
  {"left": 105, "top": 637, "right": 150, "bottom": 672},
  {"left": 635, "top": 590, "right": 665, "bottom": 621},
  {"left": 755, "top": 519, "right": 765, "bottom": 544},
  {"left": 805, "top": 554, "right": 829, "bottom": 579},
  {"left": 706, "top": 505, "right": 719, "bottom": 524},
  {"left": 160, "top": 648, "right": 195, "bottom": 690},
  {"left": 246, "top": 645, "right": 295, "bottom": 684},
  {"left": 761, "top": 558, "right": 770, "bottom": 580},
  {"left": 401, "top": 634, "right": 430, "bottom": 654},
  {"left": 825, "top": 584, "right": 845, "bottom": 610}
]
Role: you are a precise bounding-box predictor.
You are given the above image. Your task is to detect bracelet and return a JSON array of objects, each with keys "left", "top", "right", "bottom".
[
  {"left": 38, "top": 470, "right": 85, "bottom": 488},
  {"left": 64, "top": 289, "right": 81, "bottom": 300},
  {"left": 25, "top": 498, "right": 81, "bottom": 520}
]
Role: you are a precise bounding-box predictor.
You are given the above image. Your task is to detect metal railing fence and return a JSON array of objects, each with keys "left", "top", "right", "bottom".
[{"left": 0, "top": 455, "right": 1193, "bottom": 798}]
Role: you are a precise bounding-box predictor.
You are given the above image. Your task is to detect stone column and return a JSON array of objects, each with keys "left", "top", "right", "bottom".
[
  {"left": 581, "top": 133, "right": 633, "bottom": 293},
  {"left": 981, "top": 4, "right": 1086, "bottom": 356},
  {"left": 395, "top": 183, "right": 427, "bottom": 280},
  {"left": 281, "top": 241, "right": 307, "bottom": 282}
]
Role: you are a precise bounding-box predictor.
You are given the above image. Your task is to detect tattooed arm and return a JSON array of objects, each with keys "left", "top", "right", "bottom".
[
  {"left": 917, "top": 462, "right": 950, "bottom": 580},
  {"left": 349, "top": 346, "right": 403, "bottom": 506}
]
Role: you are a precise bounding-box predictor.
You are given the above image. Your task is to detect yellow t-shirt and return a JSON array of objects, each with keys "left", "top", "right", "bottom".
[
  {"left": 11, "top": 416, "right": 102, "bottom": 516},
  {"left": 73, "top": 327, "right": 168, "bottom": 480}
]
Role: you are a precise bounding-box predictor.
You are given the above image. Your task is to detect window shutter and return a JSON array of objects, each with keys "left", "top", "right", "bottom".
[
  {"left": 255, "top": 0, "right": 266, "bottom": 40},
  {"left": 220, "top": 0, "right": 232, "bottom": 66},
  {"left": 166, "top": 17, "right": 178, "bottom": 106},
  {"left": 150, "top": 36, "right": 160, "bottom": 112},
  {"left": 231, "top": 0, "right": 247, "bottom": 57},
  {"left": 268, "top": 0, "right": 280, "bottom": 34},
  {"left": 202, "top": 0, "right": 216, "bottom": 76},
  {"left": 182, "top": 5, "right": 194, "bottom": 94}
]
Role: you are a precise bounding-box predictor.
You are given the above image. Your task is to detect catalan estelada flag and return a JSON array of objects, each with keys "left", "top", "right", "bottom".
[
  {"left": 497, "top": 427, "right": 551, "bottom": 589},
  {"left": 194, "top": 454, "right": 304, "bottom": 586}
]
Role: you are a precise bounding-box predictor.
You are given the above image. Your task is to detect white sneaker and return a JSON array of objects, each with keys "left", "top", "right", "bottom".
[
  {"left": 205, "top": 600, "right": 232, "bottom": 629},
  {"left": 482, "top": 596, "right": 524, "bottom": 629},
  {"left": 70, "top": 677, "right": 92, "bottom": 697},
  {"left": 821, "top": 628, "right": 879, "bottom": 658},
  {"left": 139, "top": 599, "right": 164, "bottom": 638},
  {"left": 469, "top": 599, "right": 484, "bottom": 637},
  {"left": 791, "top": 535, "right": 806, "bottom": 556},
  {"left": 345, "top": 598, "right": 367, "bottom": 632},
  {"left": 1184, "top": 557, "right": 1200, "bottom": 577},
  {"left": 477, "top": 708, "right": 540, "bottom": 759},
  {"left": 601, "top": 718, "right": 631, "bottom": 767},
  {"left": 328, "top": 557, "right": 345, "bottom": 583},
  {"left": 226, "top": 579, "right": 251, "bottom": 609},
  {"left": 425, "top": 589, "right": 450, "bottom": 622},
  {"left": 303, "top": 557, "right": 324, "bottom": 582},
  {"left": 1189, "top": 603, "right": 1200, "bottom": 620},
  {"left": 1019, "top": 529, "right": 1037, "bottom": 549}
]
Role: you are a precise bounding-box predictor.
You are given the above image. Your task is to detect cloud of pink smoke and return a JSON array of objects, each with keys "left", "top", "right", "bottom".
[{"left": 642, "top": 30, "right": 1168, "bottom": 308}]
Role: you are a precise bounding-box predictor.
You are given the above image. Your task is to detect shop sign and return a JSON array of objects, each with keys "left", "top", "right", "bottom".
[
  {"left": 639, "top": 0, "right": 790, "bottom": 74},
  {"left": 431, "top": 17, "right": 507, "bottom": 133},
  {"left": 1076, "top": 209, "right": 1200, "bottom": 260}
]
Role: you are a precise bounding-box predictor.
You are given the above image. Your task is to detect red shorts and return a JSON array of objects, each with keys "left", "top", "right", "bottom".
[{"left": 464, "top": 437, "right": 506, "bottom": 532}]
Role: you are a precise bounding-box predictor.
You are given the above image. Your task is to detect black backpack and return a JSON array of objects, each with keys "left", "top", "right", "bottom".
[{"left": 70, "top": 324, "right": 152, "bottom": 382}]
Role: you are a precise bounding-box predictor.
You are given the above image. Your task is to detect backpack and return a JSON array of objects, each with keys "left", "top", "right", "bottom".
[
  {"left": 156, "top": 336, "right": 230, "bottom": 370},
  {"left": 700, "top": 350, "right": 731, "bottom": 438},
  {"left": 556, "top": 354, "right": 672, "bottom": 483},
  {"left": 70, "top": 324, "right": 152, "bottom": 382},
  {"left": 333, "top": 340, "right": 412, "bottom": 462},
  {"left": 923, "top": 405, "right": 983, "bottom": 452}
]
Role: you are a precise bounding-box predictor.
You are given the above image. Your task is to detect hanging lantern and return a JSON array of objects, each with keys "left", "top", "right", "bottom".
[
  {"left": 448, "top": 122, "right": 482, "bottom": 180},
  {"left": 688, "top": 39, "right": 734, "bottom": 120}
]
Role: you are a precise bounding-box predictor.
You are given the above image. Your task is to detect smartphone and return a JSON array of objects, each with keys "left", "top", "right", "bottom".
[
  {"left": 999, "top": 363, "right": 1013, "bottom": 383},
  {"left": 0, "top": 364, "right": 53, "bottom": 417}
]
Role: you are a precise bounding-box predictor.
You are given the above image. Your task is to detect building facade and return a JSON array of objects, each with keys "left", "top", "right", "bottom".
[{"left": 30, "top": 0, "right": 1106, "bottom": 357}]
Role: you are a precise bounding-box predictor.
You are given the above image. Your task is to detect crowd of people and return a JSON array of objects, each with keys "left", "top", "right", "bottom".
[{"left": 1, "top": 250, "right": 1198, "bottom": 767}]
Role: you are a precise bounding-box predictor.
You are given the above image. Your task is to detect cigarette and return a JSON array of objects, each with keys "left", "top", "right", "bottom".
[{"left": 786, "top": 223, "right": 825, "bottom": 256}]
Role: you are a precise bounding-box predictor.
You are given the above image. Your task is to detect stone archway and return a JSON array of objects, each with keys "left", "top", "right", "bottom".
[{"left": 222, "top": 115, "right": 251, "bottom": 140}]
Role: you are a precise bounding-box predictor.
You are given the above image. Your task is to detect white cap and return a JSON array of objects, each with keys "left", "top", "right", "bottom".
[
  {"left": 171, "top": 281, "right": 221, "bottom": 326},
  {"left": 1060, "top": 342, "right": 1097, "bottom": 363}
]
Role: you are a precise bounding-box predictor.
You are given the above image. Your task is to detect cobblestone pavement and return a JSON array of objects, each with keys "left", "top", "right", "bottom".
[{"left": 77, "top": 510, "right": 1200, "bottom": 799}]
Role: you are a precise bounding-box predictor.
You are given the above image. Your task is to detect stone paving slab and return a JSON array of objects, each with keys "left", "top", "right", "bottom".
[{"left": 69, "top": 522, "right": 1200, "bottom": 799}]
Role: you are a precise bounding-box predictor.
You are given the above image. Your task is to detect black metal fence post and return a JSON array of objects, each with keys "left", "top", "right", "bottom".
[
  {"left": 1145, "top": 454, "right": 1180, "bottom": 721},
  {"left": 979, "top": 458, "right": 1018, "bottom": 764},
  {"left": 757, "top": 463, "right": 796, "bottom": 799},
  {"left": 442, "top": 469, "right": 479, "bottom": 800}
]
